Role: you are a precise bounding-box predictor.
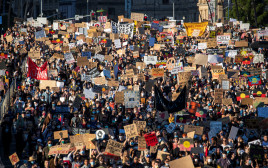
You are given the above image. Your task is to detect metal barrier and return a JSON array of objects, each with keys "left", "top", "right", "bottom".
[{"left": 0, "top": 78, "right": 16, "bottom": 123}]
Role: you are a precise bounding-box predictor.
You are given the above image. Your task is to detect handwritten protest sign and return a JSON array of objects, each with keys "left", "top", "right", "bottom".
[
  {"left": 54, "top": 130, "right": 68, "bottom": 139},
  {"left": 144, "top": 131, "right": 158, "bottom": 146},
  {"left": 124, "top": 124, "right": 139, "bottom": 139},
  {"left": 184, "top": 125, "right": 204, "bottom": 135},
  {"left": 133, "top": 120, "right": 146, "bottom": 133},
  {"left": 9, "top": 153, "right": 19, "bottom": 165},
  {"left": 105, "top": 139, "right": 124, "bottom": 156},
  {"left": 138, "top": 136, "right": 147, "bottom": 151}
]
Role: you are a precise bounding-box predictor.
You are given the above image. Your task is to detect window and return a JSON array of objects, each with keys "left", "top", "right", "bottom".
[
  {"left": 162, "top": 0, "right": 169, "bottom": 5},
  {"left": 108, "top": 8, "right": 115, "bottom": 15}
]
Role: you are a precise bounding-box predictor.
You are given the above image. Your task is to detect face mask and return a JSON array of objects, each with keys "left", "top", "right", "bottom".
[
  {"left": 79, "top": 114, "right": 82, "bottom": 118},
  {"left": 130, "top": 142, "right": 135, "bottom": 146},
  {"left": 48, "top": 144, "right": 52, "bottom": 147},
  {"left": 195, "top": 159, "right": 198, "bottom": 162},
  {"left": 80, "top": 150, "right": 85, "bottom": 155},
  {"left": 248, "top": 160, "right": 251, "bottom": 164},
  {"left": 208, "top": 159, "right": 212, "bottom": 163},
  {"left": 90, "top": 162, "right": 95, "bottom": 166},
  {"left": 57, "top": 125, "right": 60, "bottom": 129},
  {"left": 163, "top": 148, "right": 167, "bottom": 152},
  {"left": 26, "top": 114, "right": 30, "bottom": 117},
  {"left": 31, "top": 161, "right": 35, "bottom": 164}
]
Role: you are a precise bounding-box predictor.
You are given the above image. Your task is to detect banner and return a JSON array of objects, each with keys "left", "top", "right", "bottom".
[
  {"left": 27, "top": 58, "right": 48, "bottom": 80},
  {"left": 184, "top": 22, "right": 208, "bottom": 37}
]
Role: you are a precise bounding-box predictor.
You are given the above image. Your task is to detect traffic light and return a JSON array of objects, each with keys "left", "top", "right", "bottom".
[
  {"left": 90, "top": 10, "right": 95, "bottom": 20},
  {"left": 144, "top": 15, "right": 148, "bottom": 21}
]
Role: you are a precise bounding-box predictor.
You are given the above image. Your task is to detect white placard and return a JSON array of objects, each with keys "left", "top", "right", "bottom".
[{"left": 144, "top": 56, "right": 157, "bottom": 65}]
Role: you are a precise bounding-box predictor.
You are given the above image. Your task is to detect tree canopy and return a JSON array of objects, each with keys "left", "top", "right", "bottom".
[{"left": 229, "top": 0, "right": 268, "bottom": 27}]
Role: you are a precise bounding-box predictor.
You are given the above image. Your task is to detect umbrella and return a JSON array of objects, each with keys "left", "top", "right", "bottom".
[
  {"left": 96, "top": 9, "right": 106, "bottom": 13},
  {"left": 250, "top": 41, "right": 268, "bottom": 49}
]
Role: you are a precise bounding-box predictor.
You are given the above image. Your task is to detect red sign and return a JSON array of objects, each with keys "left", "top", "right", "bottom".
[
  {"left": 144, "top": 131, "right": 158, "bottom": 146},
  {"left": 27, "top": 58, "right": 48, "bottom": 80}
]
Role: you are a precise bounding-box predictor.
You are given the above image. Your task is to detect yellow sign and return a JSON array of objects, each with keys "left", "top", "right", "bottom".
[{"left": 183, "top": 22, "right": 208, "bottom": 37}]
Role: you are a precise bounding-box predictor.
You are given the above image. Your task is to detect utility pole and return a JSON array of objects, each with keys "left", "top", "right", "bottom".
[
  {"left": 173, "top": 2, "right": 175, "bottom": 20},
  {"left": 206, "top": 0, "right": 213, "bottom": 23},
  {"left": 87, "top": 0, "right": 89, "bottom": 22},
  {"left": 7, "top": 0, "right": 12, "bottom": 28},
  {"left": 40, "top": 0, "right": 43, "bottom": 17},
  {"left": 235, "top": 0, "right": 239, "bottom": 20},
  {"left": 228, "top": 0, "right": 229, "bottom": 21},
  {"left": 252, "top": 0, "right": 258, "bottom": 27}
]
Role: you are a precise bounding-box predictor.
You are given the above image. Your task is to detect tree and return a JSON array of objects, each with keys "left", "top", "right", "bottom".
[{"left": 229, "top": 0, "right": 268, "bottom": 27}]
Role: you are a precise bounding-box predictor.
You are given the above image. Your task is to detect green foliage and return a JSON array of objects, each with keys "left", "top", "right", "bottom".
[{"left": 229, "top": 0, "right": 268, "bottom": 27}]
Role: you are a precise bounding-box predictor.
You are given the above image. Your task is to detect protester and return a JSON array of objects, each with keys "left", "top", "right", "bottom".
[{"left": 0, "top": 15, "right": 267, "bottom": 168}]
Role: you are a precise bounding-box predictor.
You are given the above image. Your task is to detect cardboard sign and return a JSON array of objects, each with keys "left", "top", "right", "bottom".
[
  {"left": 133, "top": 120, "right": 146, "bottom": 132},
  {"left": 115, "top": 91, "right": 124, "bottom": 104},
  {"left": 138, "top": 136, "right": 147, "bottom": 151},
  {"left": 144, "top": 131, "right": 158, "bottom": 146},
  {"left": 184, "top": 125, "right": 203, "bottom": 135},
  {"left": 235, "top": 40, "right": 248, "bottom": 47},
  {"left": 39, "top": 80, "right": 57, "bottom": 90},
  {"left": 179, "top": 138, "right": 194, "bottom": 151},
  {"left": 54, "top": 130, "right": 68, "bottom": 139},
  {"left": 77, "top": 57, "right": 89, "bottom": 67},
  {"left": 214, "top": 89, "right": 223, "bottom": 104},
  {"left": 177, "top": 72, "right": 191, "bottom": 84},
  {"left": 9, "top": 153, "right": 19, "bottom": 165},
  {"left": 212, "top": 69, "right": 225, "bottom": 79},
  {"left": 151, "top": 68, "right": 164, "bottom": 78},
  {"left": 28, "top": 50, "right": 41, "bottom": 59},
  {"left": 228, "top": 126, "right": 239, "bottom": 140},
  {"left": 48, "top": 144, "right": 72, "bottom": 155},
  {"left": 82, "top": 134, "right": 96, "bottom": 149},
  {"left": 105, "top": 139, "right": 124, "bottom": 156},
  {"left": 222, "top": 98, "right": 233, "bottom": 105},
  {"left": 187, "top": 131, "right": 195, "bottom": 139},
  {"left": 157, "top": 150, "right": 170, "bottom": 161},
  {"left": 194, "top": 54, "right": 208, "bottom": 65},
  {"left": 131, "top": 12, "right": 144, "bottom": 21},
  {"left": 241, "top": 98, "right": 253, "bottom": 105},
  {"left": 169, "top": 155, "right": 194, "bottom": 168},
  {"left": 124, "top": 124, "right": 139, "bottom": 139}
]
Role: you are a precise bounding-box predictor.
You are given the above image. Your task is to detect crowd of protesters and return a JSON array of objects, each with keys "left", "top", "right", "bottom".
[{"left": 0, "top": 16, "right": 268, "bottom": 168}]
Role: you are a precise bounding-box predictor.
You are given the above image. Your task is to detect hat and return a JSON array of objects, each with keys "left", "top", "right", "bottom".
[{"left": 28, "top": 156, "right": 36, "bottom": 162}]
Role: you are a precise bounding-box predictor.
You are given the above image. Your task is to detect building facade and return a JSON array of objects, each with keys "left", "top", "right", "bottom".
[{"left": 197, "top": 0, "right": 224, "bottom": 23}]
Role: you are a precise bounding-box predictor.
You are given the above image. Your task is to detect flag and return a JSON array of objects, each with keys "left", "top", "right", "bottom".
[
  {"left": 242, "top": 56, "right": 251, "bottom": 64},
  {"left": 155, "top": 85, "right": 186, "bottom": 113},
  {"left": 99, "top": 39, "right": 107, "bottom": 44},
  {"left": 52, "top": 38, "right": 63, "bottom": 43},
  {"left": 236, "top": 91, "right": 250, "bottom": 101},
  {"left": 196, "top": 108, "right": 207, "bottom": 118},
  {"left": 240, "top": 71, "right": 250, "bottom": 77},
  {"left": 248, "top": 75, "right": 261, "bottom": 86},
  {"left": 49, "top": 29, "right": 56, "bottom": 34},
  {"left": 253, "top": 89, "right": 266, "bottom": 97},
  {"left": 27, "top": 58, "right": 48, "bottom": 80},
  {"left": 0, "top": 53, "right": 8, "bottom": 59}
]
